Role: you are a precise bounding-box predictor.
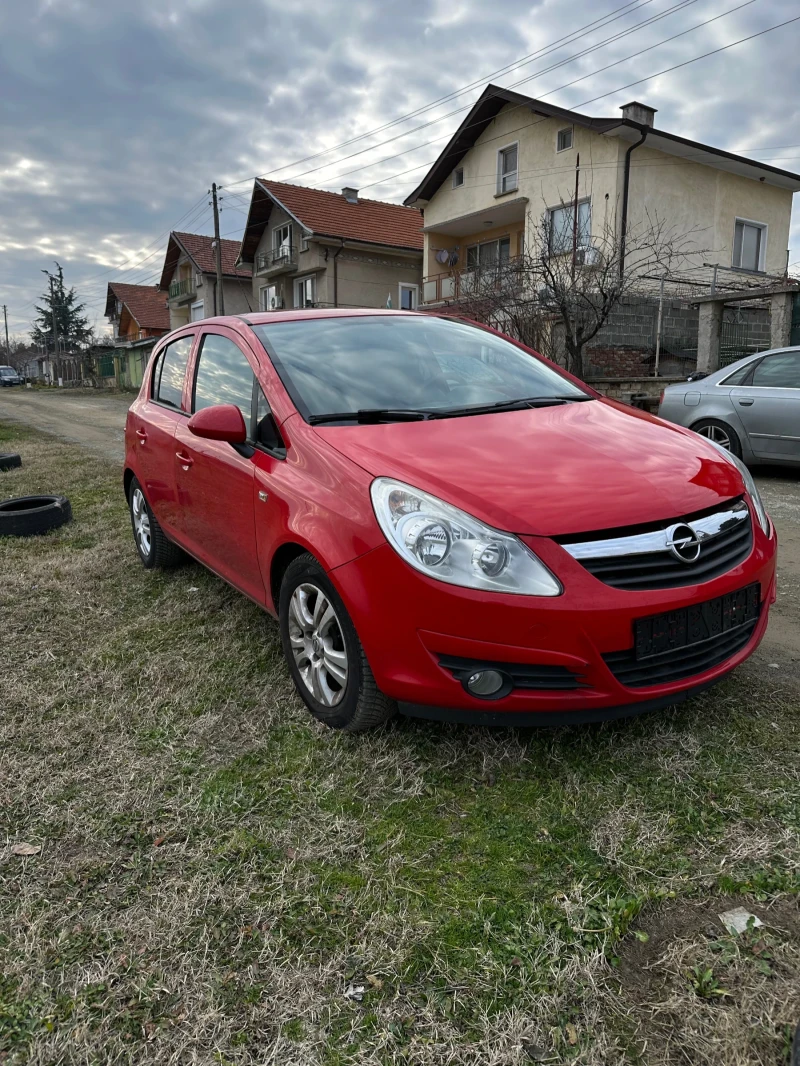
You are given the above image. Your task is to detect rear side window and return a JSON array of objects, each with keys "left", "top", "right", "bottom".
[
  {"left": 153, "top": 336, "right": 192, "bottom": 409},
  {"left": 751, "top": 351, "right": 800, "bottom": 389},
  {"left": 193, "top": 333, "right": 255, "bottom": 426},
  {"left": 720, "top": 362, "right": 753, "bottom": 386}
]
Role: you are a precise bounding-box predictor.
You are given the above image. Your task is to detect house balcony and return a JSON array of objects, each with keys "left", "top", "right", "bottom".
[
  {"left": 422, "top": 256, "right": 526, "bottom": 306},
  {"left": 168, "top": 277, "right": 195, "bottom": 303},
  {"left": 256, "top": 245, "right": 299, "bottom": 276}
]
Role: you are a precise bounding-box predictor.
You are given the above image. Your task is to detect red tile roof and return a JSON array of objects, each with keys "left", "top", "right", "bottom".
[
  {"left": 106, "top": 283, "right": 170, "bottom": 331},
  {"left": 172, "top": 232, "right": 252, "bottom": 277},
  {"left": 259, "top": 181, "right": 423, "bottom": 251}
]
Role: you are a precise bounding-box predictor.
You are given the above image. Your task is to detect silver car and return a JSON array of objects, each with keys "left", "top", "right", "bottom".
[{"left": 658, "top": 346, "right": 800, "bottom": 467}]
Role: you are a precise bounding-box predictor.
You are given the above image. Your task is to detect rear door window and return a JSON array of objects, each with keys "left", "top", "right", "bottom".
[
  {"left": 193, "top": 333, "right": 255, "bottom": 427},
  {"left": 153, "top": 336, "right": 193, "bottom": 410},
  {"left": 751, "top": 351, "right": 800, "bottom": 389}
]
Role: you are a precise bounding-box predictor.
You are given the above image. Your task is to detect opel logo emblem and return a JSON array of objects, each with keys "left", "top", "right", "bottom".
[{"left": 667, "top": 523, "right": 702, "bottom": 563}]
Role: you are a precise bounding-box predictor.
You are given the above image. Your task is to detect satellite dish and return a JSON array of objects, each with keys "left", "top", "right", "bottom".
[
  {"left": 449, "top": 250, "right": 459, "bottom": 267},
  {"left": 435, "top": 248, "right": 449, "bottom": 265}
]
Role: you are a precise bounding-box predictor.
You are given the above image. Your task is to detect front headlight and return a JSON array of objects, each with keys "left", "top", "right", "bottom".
[
  {"left": 370, "top": 478, "right": 562, "bottom": 596},
  {"left": 706, "top": 440, "right": 770, "bottom": 536}
]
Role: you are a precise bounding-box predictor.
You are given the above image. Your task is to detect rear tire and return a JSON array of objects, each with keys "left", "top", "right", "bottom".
[
  {"left": 279, "top": 553, "right": 396, "bottom": 732},
  {"left": 691, "top": 418, "right": 742, "bottom": 458},
  {"left": 129, "top": 477, "right": 184, "bottom": 569}
]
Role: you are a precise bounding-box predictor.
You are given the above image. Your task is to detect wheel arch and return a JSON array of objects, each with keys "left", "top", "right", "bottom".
[
  {"left": 270, "top": 541, "right": 315, "bottom": 613},
  {"left": 123, "top": 467, "right": 136, "bottom": 501}
]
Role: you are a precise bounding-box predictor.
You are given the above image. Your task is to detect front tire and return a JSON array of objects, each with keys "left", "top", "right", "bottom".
[
  {"left": 129, "top": 477, "right": 184, "bottom": 569},
  {"left": 691, "top": 418, "right": 742, "bottom": 458},
  {"left": 279, "top": 553, "right": 396, "bottom": 732}
]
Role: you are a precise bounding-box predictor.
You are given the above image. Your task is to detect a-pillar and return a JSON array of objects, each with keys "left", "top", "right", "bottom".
[
  {"left": 770, "top": 292, "right": 793, "bottom": 350},
  {"left": 696, "top": 301, "right": 723, "bottom": 373}
]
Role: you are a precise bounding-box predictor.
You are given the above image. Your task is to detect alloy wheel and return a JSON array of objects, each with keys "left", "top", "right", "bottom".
[
  {"left": 131, "top": 487, "right": 152, "bottom": 557},
  {"left": 287, "top": 583, "right": 348, "bottom": 707},
  {"left": 697, "top": 424, "right": 731, "bottom": 449}
]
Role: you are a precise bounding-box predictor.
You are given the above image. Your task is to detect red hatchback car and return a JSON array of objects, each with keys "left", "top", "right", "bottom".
[{"left": 124, "top": 310, "right": 776, "bottom": 731}]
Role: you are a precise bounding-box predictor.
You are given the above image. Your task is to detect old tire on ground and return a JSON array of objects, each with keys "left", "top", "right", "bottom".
[
  {"left": 690, "top": 418, "right": 743, "bottom": 458},
  {"left": 0, "top": 495, "right": 72, "bottom": 537},
  {"left": 279, "top": 552, "right": 396, "bottom": 732},
  {"left": 128, "top": 476, "right": 184, "bottom": 569},
  {"left": 0, "top": 454, "right": 22, "bottom": 471}
]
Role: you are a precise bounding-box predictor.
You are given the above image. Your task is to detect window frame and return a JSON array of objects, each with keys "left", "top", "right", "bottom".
[
  {"left": 260, "top": 284, "right": 279, "bottom": 311},
  {"left": 547, "top": 198, "right": 592, "bottom": 256},
  {"left": 273, "top": 222, "right": 292, "bottom": 255},
  {"left": 190, "top": 299, "right": 204, "bottom": 322},
  {"left": 452, "top": 166, "right": 465, "bottom": 189},
  {"left": 294, "top": 274, "right": 316, "bottom": 309},
  {"left": 398, "top": 283, "right": 419, "bottom": 311},
  {"left": 732, "top": 217, "right": 767, "bottom": 273},
  {"left": 496, "top": 142, "right": 519, "bottom": 196},
  {"left": 149, "top": 332, "right": 196, "bottom": 415},
  {"left": 556, "top": 127, "right": 573, "bottom": 153}
]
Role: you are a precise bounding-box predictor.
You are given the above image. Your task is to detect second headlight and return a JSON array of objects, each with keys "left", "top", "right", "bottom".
[{"left": 370, "top": 478, "right": 562, "bottom": 596}]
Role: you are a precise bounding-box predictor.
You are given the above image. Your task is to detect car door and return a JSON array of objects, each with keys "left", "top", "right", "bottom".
[
  {"left": 730, "top": 350, "right": 800, "bottom": 461},
  {"left": 172, "top": 328, "right": 265, "bottom": 603},
  {"left": 133, "top": 332, "right": 196, "bottom": 534}
]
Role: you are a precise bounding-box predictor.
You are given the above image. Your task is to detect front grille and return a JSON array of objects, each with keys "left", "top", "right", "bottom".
[
  {"left": 438, "top": 655, "right": 584, "bottom": 690},
  {"left": 560, "top": 500, "right": 752, "bottom": 591},
  {"left": 603, "top": 618, "right": 758, "bottom": 688}
]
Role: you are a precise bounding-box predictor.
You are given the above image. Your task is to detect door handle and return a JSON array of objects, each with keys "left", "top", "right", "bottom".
[
  {"left": 175, "top": 450, "right": 194, "bottom": 468},
  {"left": 136, "top": 428, "right": 148, "bottom": 443},
  {"left": 738, "top": 399, "right": 754, "bottom": 406}
]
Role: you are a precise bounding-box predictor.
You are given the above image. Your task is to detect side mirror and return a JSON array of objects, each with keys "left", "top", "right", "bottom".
[{"left": 187, "top": 404, "right": 247, "bottom": 444}]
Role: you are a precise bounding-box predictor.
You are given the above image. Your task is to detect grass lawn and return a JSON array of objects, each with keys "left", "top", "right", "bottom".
[{"left": 1, "top": 420, "right": 798, "bottom": 1066}]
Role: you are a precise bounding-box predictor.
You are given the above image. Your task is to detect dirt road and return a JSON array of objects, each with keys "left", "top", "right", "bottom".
[
  {"left": 0, "top": 386, "right": 797, "bottom": 667},
  {"left": 0, "top": 387, "right": 129, "bottom": 461}
]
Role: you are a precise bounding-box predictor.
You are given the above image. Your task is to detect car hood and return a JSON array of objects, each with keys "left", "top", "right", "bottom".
[{"left": 313, "top": 399, "right": 743, "bottom": 537}]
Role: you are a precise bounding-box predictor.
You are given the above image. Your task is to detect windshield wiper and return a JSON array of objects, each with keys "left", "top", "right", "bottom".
[
  {"left": 428, "top": 395, "right": 595, "bottom": 419},
  {"left": 308, "top": 408, "right": 432, "bottom": 425}
]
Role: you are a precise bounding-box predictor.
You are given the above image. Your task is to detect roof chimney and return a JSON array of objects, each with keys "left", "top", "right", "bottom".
[
  {"left": 342, "top": 187, "right": 359, "bottom": 204},
  {"left": 620, "top": 101, "right": 657, "bottom": 127}
]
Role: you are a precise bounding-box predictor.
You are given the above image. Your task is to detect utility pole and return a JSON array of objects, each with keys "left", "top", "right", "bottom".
[
  {"left": 2, "top": 305, "right": 9, "bottom": 360},
  {"left": 211, "top": 183, "right": 225, "bottom": 316},
  {"left": 49, "top": 275, "right": 60, "bottom": 385},
  {"left": 571, "top": 153, "right": 580, "bottom": 281}
]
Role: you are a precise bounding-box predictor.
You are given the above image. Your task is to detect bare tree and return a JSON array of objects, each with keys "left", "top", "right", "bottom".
[{"left": 453, "top": 207, "right": 703, "bottom": 379}]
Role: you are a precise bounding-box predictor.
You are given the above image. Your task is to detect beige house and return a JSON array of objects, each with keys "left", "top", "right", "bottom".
[
  {"left": 237, "top": 180, "right": 423, "bottom": 312},
  {"left": 159, "top": 231, "right": 253, "bottom": 330},
  {"left": 405, "top": 85, "right": 800, "bottom": 307}
]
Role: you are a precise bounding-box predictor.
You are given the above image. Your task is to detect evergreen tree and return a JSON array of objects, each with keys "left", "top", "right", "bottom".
[{"left": 31, "top": 263, "right": 91, "bottom": 352}]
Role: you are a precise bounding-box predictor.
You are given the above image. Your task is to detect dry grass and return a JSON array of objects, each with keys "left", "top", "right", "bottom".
[{"left": 1, "top": 420, "right": 799, "bottom": 1066}]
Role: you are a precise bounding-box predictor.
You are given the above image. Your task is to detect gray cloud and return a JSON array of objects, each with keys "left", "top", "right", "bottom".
[{"left": 1, "top": 0, "right": 798, "bottom": 334}]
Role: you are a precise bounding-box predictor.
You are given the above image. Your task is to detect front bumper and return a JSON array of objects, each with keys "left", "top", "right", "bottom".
[{"left": 329, "top": 522, "right": 777, "bottom": 720}]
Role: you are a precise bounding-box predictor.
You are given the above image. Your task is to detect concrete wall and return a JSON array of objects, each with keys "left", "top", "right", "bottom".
[{"left": 167, "top": 258, "right": 252, "bottom": 328}]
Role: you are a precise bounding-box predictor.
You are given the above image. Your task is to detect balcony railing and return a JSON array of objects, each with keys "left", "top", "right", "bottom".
[
  {"left": 256, "top": 244, "right": 299, "bottom": 275},
  {"left": 422, "top": 256, "right": 526, "bottom": 305},
  {"left": 168, "top": 277, "right": 194, "bottom": 301}
]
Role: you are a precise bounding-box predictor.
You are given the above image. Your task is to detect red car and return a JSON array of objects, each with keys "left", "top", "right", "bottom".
[{"left": 124, "top": 310, "right": 776, "bottom": 731}]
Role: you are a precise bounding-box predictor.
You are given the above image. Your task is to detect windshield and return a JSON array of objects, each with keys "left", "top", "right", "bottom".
[
  {"left": 0, "top": 368, "right": 16, "bottom": 378},
  {"left": 252, "top": 315, "right": 587, "bottom": 421}
]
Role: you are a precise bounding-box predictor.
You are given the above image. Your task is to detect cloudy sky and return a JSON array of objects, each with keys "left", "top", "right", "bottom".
[{"left": 1, "top": 0, "right": 799, "bottom": 337}]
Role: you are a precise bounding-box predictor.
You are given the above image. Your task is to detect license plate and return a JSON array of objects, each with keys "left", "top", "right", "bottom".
[{"left": 634, "top": 584, "right": 760, "bottom": 660}]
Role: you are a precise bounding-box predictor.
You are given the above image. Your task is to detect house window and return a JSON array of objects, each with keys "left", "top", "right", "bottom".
[
  {"left": 548, "top": 200, "right": 591, "bottom": 255},
  {"left": 557, "top": 127, "right": 573, "bottom": 152},
  {"left": 497, "top": 144, "right": 518, "bottom": 195},
  {"left": 295, "top": 275, "right": 315, "bottom": 308},
  {"left": 732, "top": 219, "right": 766, "bottom": 272},
  {"left": 260, "top": 284, "right": 279, "bottom": 311},
  {"left": 466, "top": 237, "right": 511, "bottom": 270},
  {"left": 274, "top": 223, "right": 292, "bottom": 258},
  {"left": 452, "top": 167, "right": 464, "bottom": 189},
  {"left": 190, "top": 300, "right": 204, "bottom": 321},
  {"left": 399, "top": 284, "right": 418, "bottom": 310}
]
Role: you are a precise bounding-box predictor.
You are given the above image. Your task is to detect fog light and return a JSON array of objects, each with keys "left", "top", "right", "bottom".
[{"left": 466, "top": 669, "right": 506, "bottom": 697}]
